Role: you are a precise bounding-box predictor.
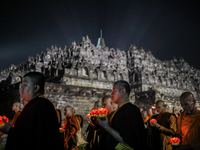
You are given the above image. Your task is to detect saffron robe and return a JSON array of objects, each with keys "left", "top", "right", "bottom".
[
  {"left": 107, "top": 103, "right": 147, "bottom": 150},
  {"left": 177, "top": 109, "right": 200, "bottom": 150},
  {"left": 150, "top": 112, "right": 177, "bottom": 150},
  {"left": 63, "top": 115, "right": 82, "bottom": 150},
  {"left": 5, "top": 97, "right": 63, "bottom": 150},
  {"left": 11, "top": 110, "right": 21, "bottom": 126}
]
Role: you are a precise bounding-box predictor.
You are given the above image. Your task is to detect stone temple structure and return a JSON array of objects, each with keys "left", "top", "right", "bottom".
[{"left": 0, "top": 33, "right": 200, "bottom": 132}]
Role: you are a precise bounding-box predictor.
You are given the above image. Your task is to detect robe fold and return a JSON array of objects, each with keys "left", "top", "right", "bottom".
[
  {"left": 11, "top": 110, "right": 21, "bottom": 126},
  {"left": 177, "top": 109, "right": 200, "bottom": 150},
  {"left": 63, "top": 115, "right": 82, "bottom": 150},
  {"left": 149, "top": 112, "right": 177, "bottom": 150}
]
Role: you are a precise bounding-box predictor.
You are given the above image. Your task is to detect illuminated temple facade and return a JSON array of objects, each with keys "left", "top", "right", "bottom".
[{"left": 0, "top": 35, "right": 200, "bottom": 130}]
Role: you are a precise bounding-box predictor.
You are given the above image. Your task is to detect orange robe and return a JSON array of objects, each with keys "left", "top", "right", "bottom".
[
  {"left": 148, "top": 114, "right": 153, "bottom": 119},
  {"left": 150, "top": 112, "right": 177, "bottom": 150},
  {"left": 177, "top": 109, "right": 200, "bottom": 150},
  {"left": 63, "top": 115, "right": 82, "bottom": 150},
  {"left": 143, "top": 116, "right": 149, "bottom": 123},
  {"left": 11, "top": 111, "right": 21, "bottom": 126}
]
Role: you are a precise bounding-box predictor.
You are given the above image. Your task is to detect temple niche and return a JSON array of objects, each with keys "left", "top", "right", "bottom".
[{"left": 0, "top": 33, "right": 200, "bottom": 131}]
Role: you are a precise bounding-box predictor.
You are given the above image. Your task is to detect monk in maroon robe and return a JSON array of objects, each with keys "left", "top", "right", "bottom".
[
  {"left": 98, "top": 80, "right": 147, "bottom": 150},
  {"left": 0, "top": 72, "right": 63, "bottom": 150}
]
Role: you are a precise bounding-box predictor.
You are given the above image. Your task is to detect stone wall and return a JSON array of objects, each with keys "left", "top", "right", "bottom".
[{"left": 0, "top": 35, "right": 200, "bottom": 132}]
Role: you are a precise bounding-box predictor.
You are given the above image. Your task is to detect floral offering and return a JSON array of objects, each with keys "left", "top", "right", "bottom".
[
  {"left": 59, "top": 123, "right": 65, "bottom": 132},
  {"left": 61, "top": 123, "right": 65, "bottom": 128},
  {"left": 98, "top": 108, "right": 109, "bottom": 117},
  {"left": 86, "top": 114, "right": 91, "bottom": 118},
  {"left": 89, "top": 108, "right": 109, "bottom": 117},
  {"left": 169, "top": 137, "right": 180, "bottom": 146},
  {"left": 149, "top": 119, "right": 157, "bottom": 124},
  {"left": 0, "top": 116, "right": 9, "bottom": 126},
  {"left": 90, "top": 109, "right": 99, "bottom": 116},
  {"left": 86, "top": 108, "right": 109, "bottom": 125}
]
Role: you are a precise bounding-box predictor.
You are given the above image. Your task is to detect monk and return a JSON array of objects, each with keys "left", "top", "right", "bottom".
[
  {"left": 176, "top": 92, "right": 200, "bottom": 150},
  {"left": 11, "top": 102, "right": 21, "bottom": 126},
  {"left": 141, "top": 109, "right": 149, "bottom": 128},
  {"left": 98, "top": 80, "right": 147, "bottom": 150},
  {"left": 150, "top": 100, "right": 177, "bottom": 150},
  {"left": 101, "top": 95, "right": 115, "bottom": 119},
  {"left": 85, "top": 100, "right": 102, "bottom": 150},
  {"left": 0, "top": 102, "right": 21, "bottom": 137},
  {"left": 62, "top": 105, "right": 84, "bottom": 150},
  {"left": 0, "top": 72, "right": 63, "bottom": 150},
  {"left": 148, "top": 108, "right": 153, "bottom": 119}
]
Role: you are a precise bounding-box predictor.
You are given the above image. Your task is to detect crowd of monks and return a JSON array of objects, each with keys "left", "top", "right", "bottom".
[
  {"left": 0, "top": 71, "right": 200, "bottom": 150},
  {"left": 140, "top": 92, "right": 200, "bottom": 150}
]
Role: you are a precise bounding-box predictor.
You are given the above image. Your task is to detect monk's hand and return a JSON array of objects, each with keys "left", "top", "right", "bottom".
[
  {"left": 91, "top": 116, "right": 99, "bottom": 126},
  {"left": 0, "top": 118, "right": 11, "bottom": 134},
  {"left": 97, "top": 116, "right": 109, "bottom": 129},
  {"left": 150, "top": 122, "right": 161, "bottom": 129}
]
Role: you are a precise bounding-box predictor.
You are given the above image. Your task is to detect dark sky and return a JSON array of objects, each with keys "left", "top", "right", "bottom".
[{"left": 0, "top": 0, "right": 200, "bottom": 71}]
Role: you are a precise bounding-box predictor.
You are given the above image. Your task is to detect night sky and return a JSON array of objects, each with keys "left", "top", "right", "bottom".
[{"left": 0, "top": 0, "right": 200, "bottom": 71}]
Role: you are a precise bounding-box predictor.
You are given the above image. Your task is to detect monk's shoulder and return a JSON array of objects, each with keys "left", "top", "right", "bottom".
[{"left": 70, "top": 116, "right": 79, "bottom": 125}]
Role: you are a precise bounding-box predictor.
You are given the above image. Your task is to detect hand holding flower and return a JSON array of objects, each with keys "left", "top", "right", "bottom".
[
  {"left": 0, "top": 118, "right": 11, "bottom": 134},
  {"left": 150, "top": 122, "right": 161, "bottom": 128},
  {"left": 97, "top": 116, "right": 109, "bottom": 129}
]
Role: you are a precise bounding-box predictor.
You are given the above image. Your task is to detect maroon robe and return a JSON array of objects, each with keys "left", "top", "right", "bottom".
[
  {"left": 107, "top": 103, "right": 147, "bottom": 150},
  {"left": 5, "top": 97, "right": 63, "bottom": 150}
]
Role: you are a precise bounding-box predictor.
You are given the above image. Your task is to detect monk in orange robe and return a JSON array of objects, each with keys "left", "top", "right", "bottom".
[
  {"left": 62, "top": 106, "right": 83, "bottom": 150},
  {"left": 142, "top": 109, "right": 149, "bottom": 124},
  {"left": 176, "top": 92, "right": 200, "bottom": 150},
  {"left": 150, "top": 100, "right": 177, "bottom": 150},
  {"left": 0, "top": 102, "right": 21, "bottom": 136},
  {"left": 11, "top": 102, "right": 21, "bottom": 127},
  {"left": 148, "top": 108, "right": 153, "bottom": 119}
]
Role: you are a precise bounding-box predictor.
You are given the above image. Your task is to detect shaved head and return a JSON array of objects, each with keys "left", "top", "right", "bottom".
[
  {"left": 180, "top": 92, "right": 195, "bottom": 102},
  {"left": 156, "top": 100, "right": 164, "bottom": 106},
  {"left": 179, "top": 92, "right": 196, "bottom": 115},
  {"left": 113, "top": 80, "right": 130, "bottom": 96},
  {"left": 23, "top": 72, "right": 45, "bottom": 93},
  {"left": 155, "top": 100, "right": 165, "bottom": 113}
]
